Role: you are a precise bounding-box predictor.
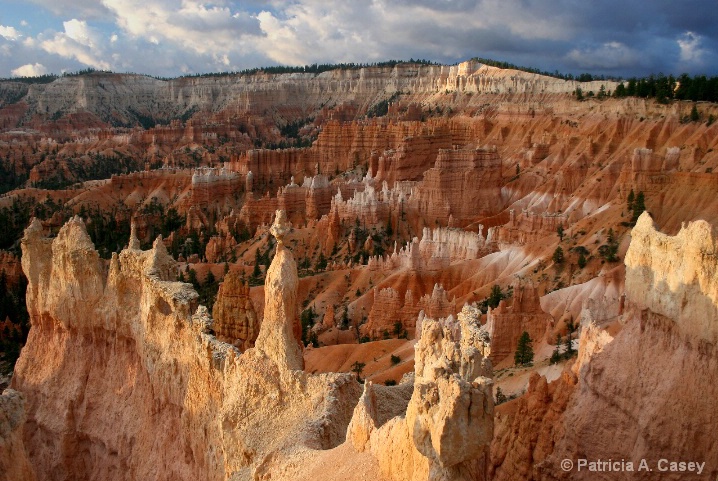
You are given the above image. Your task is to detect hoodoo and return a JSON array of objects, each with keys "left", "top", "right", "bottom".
[
  {"left": 254, "top": 210, "right": 304, "bottom": 370},
  {"left": 0, "top": 55, "right": 717, "bottom": 481}
]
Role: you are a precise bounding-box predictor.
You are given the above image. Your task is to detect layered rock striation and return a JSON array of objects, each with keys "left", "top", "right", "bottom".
[
  {"left": 211, "top": 271, "right": 258, "bottom": 350},
  {"left": 10, "top": 214, "right": 359, "bottom": 480}
]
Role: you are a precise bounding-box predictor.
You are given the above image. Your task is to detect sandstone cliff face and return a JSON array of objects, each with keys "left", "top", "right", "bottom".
[
  {"left": 485, "top": 282, "right": 551, "bottom": 363},
  {"left": 490, "top": 213, "right": 718, "bottom": 480},
  {"left": 0, "top": 389, "right": 36, "bottom": 481},
  {"left": 211, "top": 271, "right": 258, "bottom": 350},
  {"left": 410, "top": 147, "right": 504, "bottom": 227},
  {"left": 347, "top": 309, "right": 494, "bottom": 481},
  {"left": 1, "top": 63, "right": 614, "bottom": 128},
  {"left": 11, "top": 215, "right": 361, "bottom": 481},
  {"left": 625, "top": 212, "right": 718, "bottom": 343}
]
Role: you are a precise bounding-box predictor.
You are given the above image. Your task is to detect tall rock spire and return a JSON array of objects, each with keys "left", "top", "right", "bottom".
[{"left": 254, "top": 210, "right": 304, "bottom": 370}]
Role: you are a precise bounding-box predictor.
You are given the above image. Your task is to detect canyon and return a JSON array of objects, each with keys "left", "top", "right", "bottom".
[{"left": 0, "top": 60, "right": 717, "bottom": 480}]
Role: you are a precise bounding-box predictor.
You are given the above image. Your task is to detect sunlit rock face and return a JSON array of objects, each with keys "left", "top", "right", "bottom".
[
  {"left": 490, "top": 213, "right": 718, "bottom": 481},
  {"left": 9, "top": 214, "right": 361, "bottom": 481},
  {"left": 345, "top": 309, "right": 494, "bottom": 481}
]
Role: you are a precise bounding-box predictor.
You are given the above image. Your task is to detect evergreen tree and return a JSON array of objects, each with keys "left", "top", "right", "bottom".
[
  {"left": 690, "top": 104, "right": 700, "bottom": 122},
  {"left": 351, "top": 361, "right": 365, "bottom": 380},
  {"left": 552, "top": 246, "right": 564, "bottom": 264},
  {"left": 300, "top": 307, "right": 316, "bottom": 344},
  {"left": 487, "top": 284, "right": 504, "bottom": 309},
  {"left": 514, "top": 331, "right": 534, "bottom": 366},
  {"left": 632, "top": 191, "right": 646, "bottom": 223},
  {"left": 252, "top": 249, "right": 262, "bottom": 279},
  {"left": 599, "top": 229, "right": 619, "bottom": 262},
  {"left": 614, "top": 83, "right": 627, "bottom": 98},
  {"left": 627, "top": 189, "right": 635, "bottom": 212},
  {"left": 557, "top": 224, "right": 564, "bottom": 240},
  {"left": 550, "top": 334, "right": 563, "bottom": 364},
  {"left": 187, "top": 268, "right": 199, "bottom": 290},
  {"left": 315, "top": 252, "right": 327, "bottom": 271},
  {"left": 564, "top": 320, "right": 577, "bottom": 359},
  {"left": 578, "top": 252, "right": 587, "bottom": 269}
]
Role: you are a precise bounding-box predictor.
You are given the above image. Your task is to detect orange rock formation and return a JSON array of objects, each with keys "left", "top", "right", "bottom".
[{"left": 211, "top": 271, "right": 258, "bottom": 350}]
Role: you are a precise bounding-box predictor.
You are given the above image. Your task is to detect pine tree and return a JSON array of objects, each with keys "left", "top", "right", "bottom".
[
  {"left": 550, "top": 334, "right": 563, "bottom": 364},
  {"left": 252, "top": 249, "right": 262, "bottom": 279},
  {"left": 578, "top": 252, "right": 587, "bottom": 268},
  {"left": 351, "top": 361, "right": 365, "bottom": 380},
  {"left": 315, "top": 252, "right": 327, "bottom": 271},
  {"left": 627, "top": 189, "right": 635, "bottom": 212},
  {"left": 552, "top": 246, "right": 564, "bottom": 264},
  {"left": 564, "top": 320, "right": 577, "bottom": 359},
  {"left": 487, "top": 284, "right": 504, "bottom": 309},
  {"left": 632, "top": 191, "right": 646, "bottom": 223},
  {"left": 690, "top": 104, "right": 700, "bottom": 122},
  {"left": 187, "top": 268, "right": 199, "bottom": 290},
  {"left": 557, "top": 224, "right": 564, "bottom": 240},
  {"left": 514, "top": 331, "right": 534, "bottom": 366}
]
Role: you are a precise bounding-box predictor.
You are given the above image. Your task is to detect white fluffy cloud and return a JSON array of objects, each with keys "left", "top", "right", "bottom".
[
  {"left": 0, "top": 26, "right": 22, "bottom": 41},
  {"left": 11, "top": 63, "right": 48, "bottom": 77},
  {"left": 40, "top": 19, "right": 111, "bottom": 70},
  {"left": 101, "top": 0, "right": 260, "bottom": 56}
]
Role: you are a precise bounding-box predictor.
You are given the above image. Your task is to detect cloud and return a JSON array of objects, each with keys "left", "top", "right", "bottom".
[
  {"left": 0, "top": 26, "right": 22, "bottom": 41},
  {"left": 102, "top": 0, "right": 261, "bottom": 56},
  {"left": 24, "top": 0, "right": 112, "bottom": 19},
  {"left": 677, "top": 31, "right": 706, "bottom": 64},
  {"left": 40, "top": 19, "right": 111, "bottom": 70},
  {"left": 11, "top": 63, "right": 48, "bottom": 77},
  {"left": 565, "top": 42, "right": 643, "bottom": 70},
  {"left": 1, "top": 0, "right": 718, "bottom": 77}
]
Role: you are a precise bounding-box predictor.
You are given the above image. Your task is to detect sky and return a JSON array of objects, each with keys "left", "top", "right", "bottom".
[{"left": 0, "top": 0, "right": 716, "bottom": 79}]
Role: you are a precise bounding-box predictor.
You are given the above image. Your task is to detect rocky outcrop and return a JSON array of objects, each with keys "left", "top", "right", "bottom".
[
  {"left": 11, "top": 215, "right": 361, "bottom": 481},
  {"left": 490, "top": 213, "right": 718, "bottom": 480},
  {"left": 253, "top": 210, "right": 304, "bottom": 370},
  {"left": 490, "top": 370, "right": 577, "bottom": 481},
  {"left": 189, "top": 167, "right": 242, "bottom": 209},
  {"left": 485, "top": 282, "right": 551, "bottom": 363},
  {"left": 211, "top": 271, "right": 258, "bottom": 350},
  {"left": 407, "top": 315, "right": 493, "bottom": 480},
  {"left": 0, "top": 251, "right": 22, "bottom": 284},
  {"left": 418, "top": 226, "right": 491, "bottom": 265},
  {"left": 625, "top": 211, "right": 718, "bottom": 343},
  {"left": 0, "top": 389, "right": 36, "bottom": 481},
  {"left": 204, "top": 233, "right": 237, "bottom": 263},
  {"left": 410, "top": 147, "right": 504, "bottom": 227},
  {"left": 363, "top": 284, "right": 456, "bottom": 339},
  {"left": 2, "top": 62, "right": 615, "bottom": 130},
  {"left": 348, "top": 309, "right": 494, "bottom": 481}
]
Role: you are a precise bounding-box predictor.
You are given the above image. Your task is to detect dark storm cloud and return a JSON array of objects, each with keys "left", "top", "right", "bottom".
[{"left": 0, "top": 0, "right": 716, "bottom": 77}]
